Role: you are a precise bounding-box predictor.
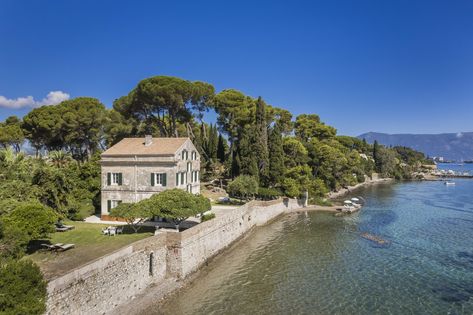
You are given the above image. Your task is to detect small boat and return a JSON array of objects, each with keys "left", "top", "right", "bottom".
[
  {"left": 444, "top": 181, "right": 456, "bottom": 186},
  {"left": 342, "top": 200, "right": 361, "bottom": 213}
]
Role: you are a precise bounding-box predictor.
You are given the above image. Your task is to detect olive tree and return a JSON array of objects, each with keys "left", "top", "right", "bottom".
[
  {"left": 109, "top": 203, "right": 150, "bottom": 233},
  {"left": 141, "top": 189, "right": 210, "bottom": 230}
]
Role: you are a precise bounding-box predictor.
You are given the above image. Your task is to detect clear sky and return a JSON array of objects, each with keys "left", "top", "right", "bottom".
[{"left": 1, "top": 0, "right": 472, "bottom": 136}]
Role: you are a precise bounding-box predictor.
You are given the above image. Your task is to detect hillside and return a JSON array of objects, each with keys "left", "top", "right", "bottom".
[{"left": 358, "top": 132, "right": 473, "bottom": 161}]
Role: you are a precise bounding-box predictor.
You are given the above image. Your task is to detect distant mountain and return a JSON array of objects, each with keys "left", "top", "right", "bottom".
[{"left": 357, "top": 132, "right": 473, "bottom": 161}]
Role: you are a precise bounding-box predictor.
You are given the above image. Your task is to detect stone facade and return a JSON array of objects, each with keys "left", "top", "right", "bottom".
[
  {"left": 101, "top": 137, "right": 200, "bottom": 218},
  {"left": 46, "top": 199, "right": 303, "bottom": 315}
]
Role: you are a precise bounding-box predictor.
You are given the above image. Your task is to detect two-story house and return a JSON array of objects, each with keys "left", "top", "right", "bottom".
[{"left": 100, "top": 136, "right": 200, "bottom": 220}]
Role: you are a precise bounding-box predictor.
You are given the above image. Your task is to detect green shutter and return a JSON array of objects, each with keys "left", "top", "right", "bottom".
[
  {"left": 163, "top": 173, "right": 167, "bottom": 186},
  {"left": 151, "top": 173, "right": 155, "bottom": 186},
  {"left": 107, "top": 200, "right": 111, "bottom": 211},
  {"left": 118, "top": 173, "right": 123, "bottom": 185},
  {"left": 107, "top": 173, "right": 111, "bottom": 186}
]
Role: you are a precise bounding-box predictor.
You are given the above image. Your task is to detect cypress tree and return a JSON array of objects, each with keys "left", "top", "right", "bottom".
[
  {"left": 238, "top": 126, "right": 259, "bottom": 180},
  {"left": 373, "top": 140, "right": 381, "bottom": 173},
  {"left": 217, "top": 134, "right": 226, "bottom": 163},
  {"left": 268, "top": 123, "right": 284, "bottom": 186},
  {"left": 210, "top": 124, "right": 218, "bottom": 160},
  {"left": 254, "top": 97, "right": 269, "bottom": 185}
]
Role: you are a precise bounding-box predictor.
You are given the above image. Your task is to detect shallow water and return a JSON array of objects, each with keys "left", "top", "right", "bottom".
[{"left": 151, "top": 180, "right": 473, "bottom": 315}]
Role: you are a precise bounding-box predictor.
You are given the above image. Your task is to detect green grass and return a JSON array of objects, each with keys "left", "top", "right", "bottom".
[{"left": 27, "top": 221, "right": 153, "bottom": 280}]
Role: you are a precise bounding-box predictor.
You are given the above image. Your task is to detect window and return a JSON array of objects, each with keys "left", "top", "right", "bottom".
[
  {"left": 107, "top": 199, "right": 121, "bottom": 211},
  {"left": 107, "top": 172, "right": 122, "bottom": 186},
  {"left": 187, "top": 162, "right": 192, "bottom": 172},
  {"left": 191, "top": 170, "right": 199, "bottom": 183},
  {"left": 151, "top": 173, "right": 167, "bottom": 186},
  {"left": 181, "top": 150, "right": 188, "bottom": 160},
  {"left": 187, "top": 184, "right": 192, "bottom": 193},
  {"left": 176, "top": 172, "right": 186, "bottom": 186},
  {"left": 191, "top": 151, "right": 197, "bottom": 160}
]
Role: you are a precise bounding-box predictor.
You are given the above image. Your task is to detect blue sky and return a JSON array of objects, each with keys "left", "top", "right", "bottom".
[{"left": 1, "top": 0, "right": 472, "bottom": 136}]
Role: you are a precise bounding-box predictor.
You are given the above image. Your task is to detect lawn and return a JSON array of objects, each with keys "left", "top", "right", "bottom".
[{"left": 27, "top": 221, "right": 154, "bottom": 280}]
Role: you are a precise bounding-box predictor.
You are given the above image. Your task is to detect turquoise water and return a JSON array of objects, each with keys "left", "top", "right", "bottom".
[{"left": 154, "top": 180, "right": 473, "bottom": 315}]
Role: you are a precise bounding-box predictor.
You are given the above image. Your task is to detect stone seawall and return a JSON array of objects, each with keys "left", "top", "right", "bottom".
[
  {"left": 168, "top": 199, "right": 302, "bottom": 278},
  {"left": 46, "top": 234, "right": 168, "bottom": 315},
  {"left": 46, "top": 199, "right": 303, "bottom": 314}
]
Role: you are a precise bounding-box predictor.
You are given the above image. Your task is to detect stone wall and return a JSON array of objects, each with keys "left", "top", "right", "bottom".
[
  {"left": 46, "top": 234, "right": 168, "bottom": 315},
  {"left": 167, "top": 198, "right": 302, "bottom": 278},
  {"left": 46, "top": 199, "right": 303, "bottom": 314}
]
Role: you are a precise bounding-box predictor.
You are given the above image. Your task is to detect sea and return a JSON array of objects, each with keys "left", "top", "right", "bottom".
[{"left": 147, "top": 165, "right": 473, "bottom": 314}]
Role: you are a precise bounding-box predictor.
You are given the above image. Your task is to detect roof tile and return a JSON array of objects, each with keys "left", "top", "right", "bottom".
[{"left": 101, "top": 137, "right": 189, "bottom": 156}]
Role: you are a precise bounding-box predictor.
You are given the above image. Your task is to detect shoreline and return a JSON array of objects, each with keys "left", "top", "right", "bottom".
[
  {"left": 327, "top": 177, "right": 394, "bottom": 200},
  {"left": 111, "top": 226, "right": 260, "bottom": 315},
  {"left": 112, "top": 178, "right": 395, "bottom": 314}
]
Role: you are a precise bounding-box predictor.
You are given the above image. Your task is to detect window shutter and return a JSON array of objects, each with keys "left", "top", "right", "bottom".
[
  {"left": 163, "top": 173, "right": 167, "bottom": 186},
  {"left": 118, "top": 173, "right": 123, "bottom": 185},
  {"left": 151, "top": 173, "right": 155, "bottom": 186},
  {"left": 107, "top": 200, "right": 111, "bottom": 211},
  {"left": 107, "top": 173, "right": 111, "bottom": 186}
]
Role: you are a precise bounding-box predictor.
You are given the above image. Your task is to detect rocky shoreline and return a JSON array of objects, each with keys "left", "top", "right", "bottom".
[{"left": 327, "top": 177, "right": 394, "bottom": 200}]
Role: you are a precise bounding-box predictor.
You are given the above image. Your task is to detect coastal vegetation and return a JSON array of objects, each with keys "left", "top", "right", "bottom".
[{"left": 0, "top": 75, "right": 432, "bottom": 313}]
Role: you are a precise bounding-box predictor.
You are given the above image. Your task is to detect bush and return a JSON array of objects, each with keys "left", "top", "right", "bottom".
[
  {"left": 201, "top": 212, "right": 216, "bottom": 222},
  {"left": 310, "top": 197, "right": 332, "bottom": 206},
  {"left": 256, "top": 187, "right": 281, "bottom": 200},
  {"left": 1, "top": 201, "right": 57, "bottom": 257},
  {"left": 227, "top": 175, "right": 258, "bottom": 201},
  {"left": 0, "top": 260, "right": 47, "bottom": 315}
]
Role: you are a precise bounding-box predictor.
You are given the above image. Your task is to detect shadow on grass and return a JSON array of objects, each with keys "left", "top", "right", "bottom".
[
  {"left": 27, "top": 239, "right": 51, "bottom": 255},
  {"left": 120, "top": 225, "right": 155, "bottom": 234}
]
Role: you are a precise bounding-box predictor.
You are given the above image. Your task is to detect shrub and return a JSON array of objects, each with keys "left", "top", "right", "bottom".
[
  {"left": 201, "top": 212, "right": 216, "bottom": 222},
  {"left": 227, "top": 175, "right": 258, "bottom": 201},
  {"left": 1, "top": 201, "right": 57, "bottom": 257},
  {"left": 256, "top": 187, "right": 281, "bottom": 200},
  {"left": 0, "top": 260, "right": 47, "bottom": 315}
]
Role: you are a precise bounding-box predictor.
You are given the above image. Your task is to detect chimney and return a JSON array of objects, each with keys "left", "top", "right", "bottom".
[{"left": 144, "top": 135, "right": 153, "bottom": 146}]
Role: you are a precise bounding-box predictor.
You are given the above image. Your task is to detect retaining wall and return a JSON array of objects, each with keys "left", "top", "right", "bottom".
[
  {"left": 46, "top": 199, "right": 303, "bottom": 314},
  {"left": 46, "top": 234, "right": 168, "bottom": 315}
]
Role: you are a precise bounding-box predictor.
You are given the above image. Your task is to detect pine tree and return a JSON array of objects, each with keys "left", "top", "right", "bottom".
[
  {"left": 268, "top": 123, "right": 285, "bottom": 186},
  {"left": 254, "top": 97, "right": 269, "bottom": 185},
  {"left": 217, "top": 134, "right": 226, "bottom": 163}
]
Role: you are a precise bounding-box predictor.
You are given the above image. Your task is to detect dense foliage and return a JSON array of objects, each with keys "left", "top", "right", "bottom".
[{"left": 0, "top": 260, "right": 47, "bottom": 315}]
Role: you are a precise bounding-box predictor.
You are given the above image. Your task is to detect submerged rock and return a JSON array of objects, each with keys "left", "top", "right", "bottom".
[{"left": 360, "top": 232, "right": 390, "bottom": 245}]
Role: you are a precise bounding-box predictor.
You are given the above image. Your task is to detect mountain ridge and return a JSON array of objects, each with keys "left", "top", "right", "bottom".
[{"left": 357, "top": 131, "right": 473, "bottom": 161}]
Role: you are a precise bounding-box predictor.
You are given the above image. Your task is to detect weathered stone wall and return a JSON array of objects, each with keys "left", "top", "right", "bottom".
[
  {"left": 167, "top": 198, "right": 302, "bottom": 278},
  {"left": 46, "top": 234, "right": 167, "bottom": 315},
  {"left": 46, "top": 199, "right": 303, "bottom": 314}
]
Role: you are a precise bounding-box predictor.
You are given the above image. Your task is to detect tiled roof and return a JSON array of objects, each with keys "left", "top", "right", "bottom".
[{"left": 101, "top": 137, "right": 189, "bottom": 156}]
